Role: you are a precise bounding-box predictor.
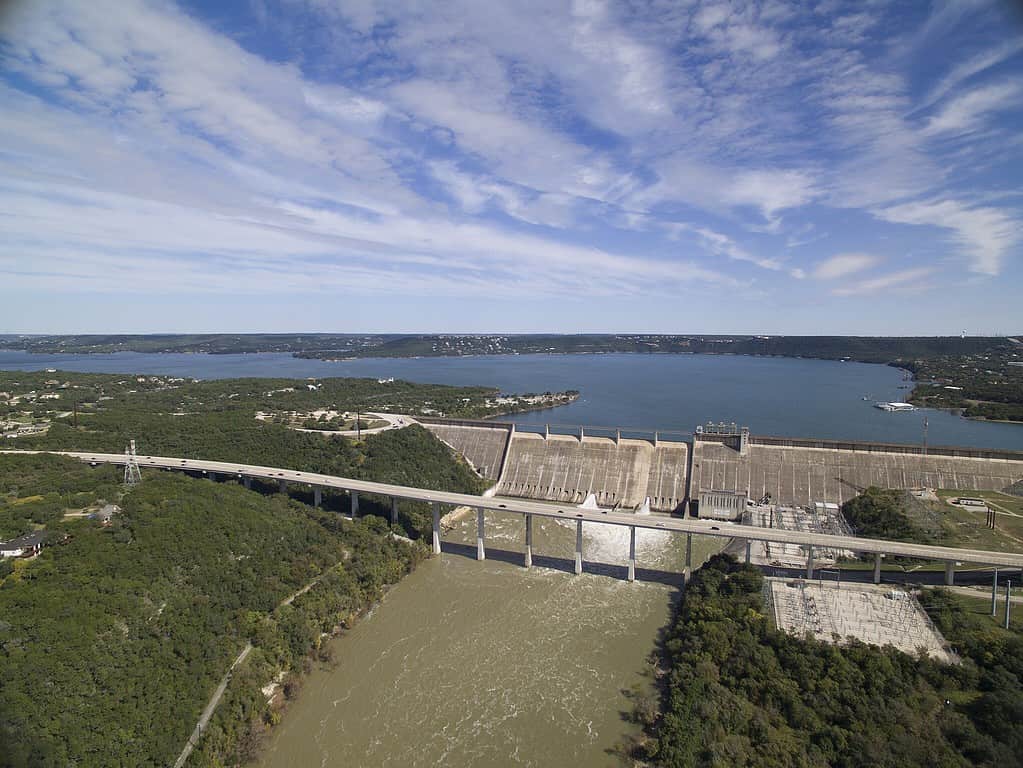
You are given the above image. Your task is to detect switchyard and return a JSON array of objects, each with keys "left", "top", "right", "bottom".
[{"left": 765, "top": 579, "right": 955, "bottom": 662}]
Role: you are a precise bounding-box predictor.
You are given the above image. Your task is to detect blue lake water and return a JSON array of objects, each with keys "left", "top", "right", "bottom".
[{"left": 0, "top": 350, "right": 1020, "bottom": 450}]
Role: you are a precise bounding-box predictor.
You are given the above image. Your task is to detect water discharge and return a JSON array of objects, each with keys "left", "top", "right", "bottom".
[{"left": 256, "top": 512, "right": 721, "bottom": 767}]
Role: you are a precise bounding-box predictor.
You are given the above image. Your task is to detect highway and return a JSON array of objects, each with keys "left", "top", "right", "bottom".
[{"left": 10, "top": 449, "right": 1023, "bottom": 569}]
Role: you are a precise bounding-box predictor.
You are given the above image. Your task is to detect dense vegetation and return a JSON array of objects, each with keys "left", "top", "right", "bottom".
[
  {"left": 0, "top": 370, "right": 577, "bottom": 429},
  {"left": 626, "top": 555, "right": 1023, "bottom": 768},
  {"left": 841, "top": 487, "right": 931, "bottom": 543},
  {"left": 0, "top": 370, "right": 498, "bottom": 765},
  {"left": 0, "top": 456, "right": 433, "bottom": 766},
  {"left": 3, "top": 372, "right": 494, "bottom": 546}
]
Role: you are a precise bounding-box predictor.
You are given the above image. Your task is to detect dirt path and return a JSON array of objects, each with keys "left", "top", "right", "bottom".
[
  {"left": 171, "top": 572, "right": 332, "bottom": 766},
  {"left": 173, "top": 643, "right": 253, "bottom": 768}
]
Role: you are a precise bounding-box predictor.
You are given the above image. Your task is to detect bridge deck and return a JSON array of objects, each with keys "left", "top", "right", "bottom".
[{"left": 8, "top": 450, "right": 1023, "bottom": 569}]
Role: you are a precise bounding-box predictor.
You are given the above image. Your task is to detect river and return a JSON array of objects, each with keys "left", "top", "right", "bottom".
[
  {"left": 0, "top": 350, "right": 1020, "bottom": 449},
  {"left": 257, "top": 512, "right": 720, "bottom": 768}
]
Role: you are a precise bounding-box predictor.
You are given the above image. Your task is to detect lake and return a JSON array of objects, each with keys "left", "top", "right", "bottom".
[{"left": 0, "top": 350, "right": 1020, "bottom": 450}]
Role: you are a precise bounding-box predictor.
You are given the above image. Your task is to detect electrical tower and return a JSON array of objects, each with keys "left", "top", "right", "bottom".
[{"left": 124, "top": 440, "right": 142, "bottom": 486}]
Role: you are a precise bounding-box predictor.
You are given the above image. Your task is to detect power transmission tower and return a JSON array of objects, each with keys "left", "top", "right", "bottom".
[{"left": 124, "top": 439, "right": 142, "bottom": 486}]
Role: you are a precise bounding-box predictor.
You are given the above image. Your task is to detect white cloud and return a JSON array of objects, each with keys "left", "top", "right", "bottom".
[
  {"left": 831, "top": 267, "right": 934, "bottom": 296},
  {"left": 922, "top": 82, "right": 1023, "bottom": 138},
  {"left": 920, "top": 37, "right": 1023, "bottom": 110},
  {"left": 1, "top": 0, "right": 1020, "bottom": 330},
  {"left": 876, "top": 199, "right": 1017, "bottom": 275},
  {"left": 813, "top": 253, "right": 879, "bottom": 280}
]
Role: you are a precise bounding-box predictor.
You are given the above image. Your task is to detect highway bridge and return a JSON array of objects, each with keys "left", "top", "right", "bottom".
[{"left": 10, "top": 450, "right": 1023, "bottom": 585}]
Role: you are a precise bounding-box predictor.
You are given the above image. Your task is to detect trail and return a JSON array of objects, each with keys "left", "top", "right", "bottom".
[{"left": 171, "top": 570, "right": 333, "bottom": 767}]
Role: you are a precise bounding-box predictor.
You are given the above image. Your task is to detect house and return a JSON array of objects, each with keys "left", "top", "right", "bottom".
[
  {"left": 0, "top": 531, "right": 49, "bottom": 558},
  {"left": 91, "top": 504, "right": 120, "bottom": 526}
]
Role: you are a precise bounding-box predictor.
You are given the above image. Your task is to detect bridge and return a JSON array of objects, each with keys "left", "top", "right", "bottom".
[{"left": 11, "top": 450, "right": 1023, "bottom": 586}]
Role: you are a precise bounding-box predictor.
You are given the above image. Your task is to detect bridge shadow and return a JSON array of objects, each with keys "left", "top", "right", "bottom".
[{"left": 439, "top": 541, "right": 685, "bottom": 587}]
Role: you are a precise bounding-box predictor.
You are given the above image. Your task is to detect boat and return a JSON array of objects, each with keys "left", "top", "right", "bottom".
[{"left": 873, "top": 402, "right": 916, "bottom": 412}]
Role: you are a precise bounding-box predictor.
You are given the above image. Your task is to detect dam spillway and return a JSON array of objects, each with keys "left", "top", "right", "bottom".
[
  {"left": 495, "top": 432, "right": 687, "bottom": 511},
  {"left": 420, "top": 420, "right": 688, "bottom": 511},
  {"left": 690, "top": 434, "right": 1023, "bottom": 508}
]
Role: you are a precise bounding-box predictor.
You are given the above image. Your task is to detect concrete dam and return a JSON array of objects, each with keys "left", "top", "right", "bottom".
[
  {"left": 421, "top": 419, "right": 1023, "bottom": 514},
  {"left": 690, "top": 433, "right": 1023, "bottom": 509},
  {"left": 420, "top": 419, "right": 688, "bottom": 512}
]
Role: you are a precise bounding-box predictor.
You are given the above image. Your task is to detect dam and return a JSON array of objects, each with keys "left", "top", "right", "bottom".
[
  {"left": 689, "top": 431, "right": 1023, "bottom": 510},
  {"left": 419, "top": 418, "right": 1023, "bottom": 514},
  {"left": 420, "top": 419, "right": 687, "bottom": 511}
]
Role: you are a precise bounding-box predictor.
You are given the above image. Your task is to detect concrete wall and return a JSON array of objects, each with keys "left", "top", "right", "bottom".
[
  {"left": 419, "top": 421, "right": 512, "bottom": 481},
  {"left": 691, "top": 435, "right": 1023, "bottom": 507},
  {"left": 646, "top": 441, "right": 689, "bottom": 511},
  {"left": 496, "top": 432, "right": 687, "bottom": 511}
]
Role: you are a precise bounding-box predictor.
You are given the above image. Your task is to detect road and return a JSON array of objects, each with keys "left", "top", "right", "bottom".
[{"left": 9, "top": 449, "right": 1023, "bottom": 569}]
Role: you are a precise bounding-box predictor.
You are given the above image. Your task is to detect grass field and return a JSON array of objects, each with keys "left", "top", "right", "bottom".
[{"left": 929, "top": 490, "right": 1023, "bottom": 550}]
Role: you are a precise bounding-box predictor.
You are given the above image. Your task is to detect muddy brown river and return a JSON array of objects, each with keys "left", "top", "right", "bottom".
[{"left": 256, "top": 511, "right": 720, "bottom": 767}]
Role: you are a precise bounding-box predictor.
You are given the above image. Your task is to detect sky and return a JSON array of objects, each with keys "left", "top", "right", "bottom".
[{"left": 1, "top": 0, "right": 1022, "bottom": 335}]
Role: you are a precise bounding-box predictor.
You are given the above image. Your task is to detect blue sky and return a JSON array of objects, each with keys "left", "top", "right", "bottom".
[{"left": 1, "top": 0, "right": 1021, "bottom": 335}]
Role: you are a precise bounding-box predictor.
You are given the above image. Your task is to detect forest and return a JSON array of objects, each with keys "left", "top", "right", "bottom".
[
  {"left": 0, "top": 369, "right": 575, "bottom": 424},
  {"left": 0, "top": 375, "right": 491, "bottom": 766},
  {"left": 840, "top": 487, "right": 932, "bottom": 543},
  {"left": 625, "top": 555, "right": 1023, "bottom": 768}
]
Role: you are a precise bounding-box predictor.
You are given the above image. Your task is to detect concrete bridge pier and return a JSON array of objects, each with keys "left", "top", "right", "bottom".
[
  {"left": 431, "top": 502, "right": 441, "bottom": 555},
  {"left": 945, "top": 561, "right": 955, "bottom": 586},
  {"left": 351, "top": 491, "right": 360, "bottom": 517},
  {"left": 476, "top": 508, "right": 486, "bottom": 561},
  {"left": 873, "top": 553, "right": 882, "bottom": 584},
  {"left": 242, "top": 476, "right": 251, "bottom": 490},
  {"left": 391, "top": 497, "right": 399, "bottom": 526},
  {"left": 313, "top": 487, "right": 322, "bottom": 508},
  {"left": 208, "top": 471, "right": 217, "bottom": 482},
  {"left": 278, "top": 479, "right": 288, "bottom": 494},
  {"left": 684, "top": 534, "right": 692, "bottom": 580},
  {"left": 524, "top": 514, "right": 533, "bottom": 568},
  {"left": 806, "top": 546, "right": 814, "bottom": 579},
  {"left": 575, "top": 520, "right": 583, "bottom": 575},
  {"left": 628, "top": 526, "right": 636, "bottom": 582},
  {"left": 744, "top": 541, "right": 751, "bottom": 565}
]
